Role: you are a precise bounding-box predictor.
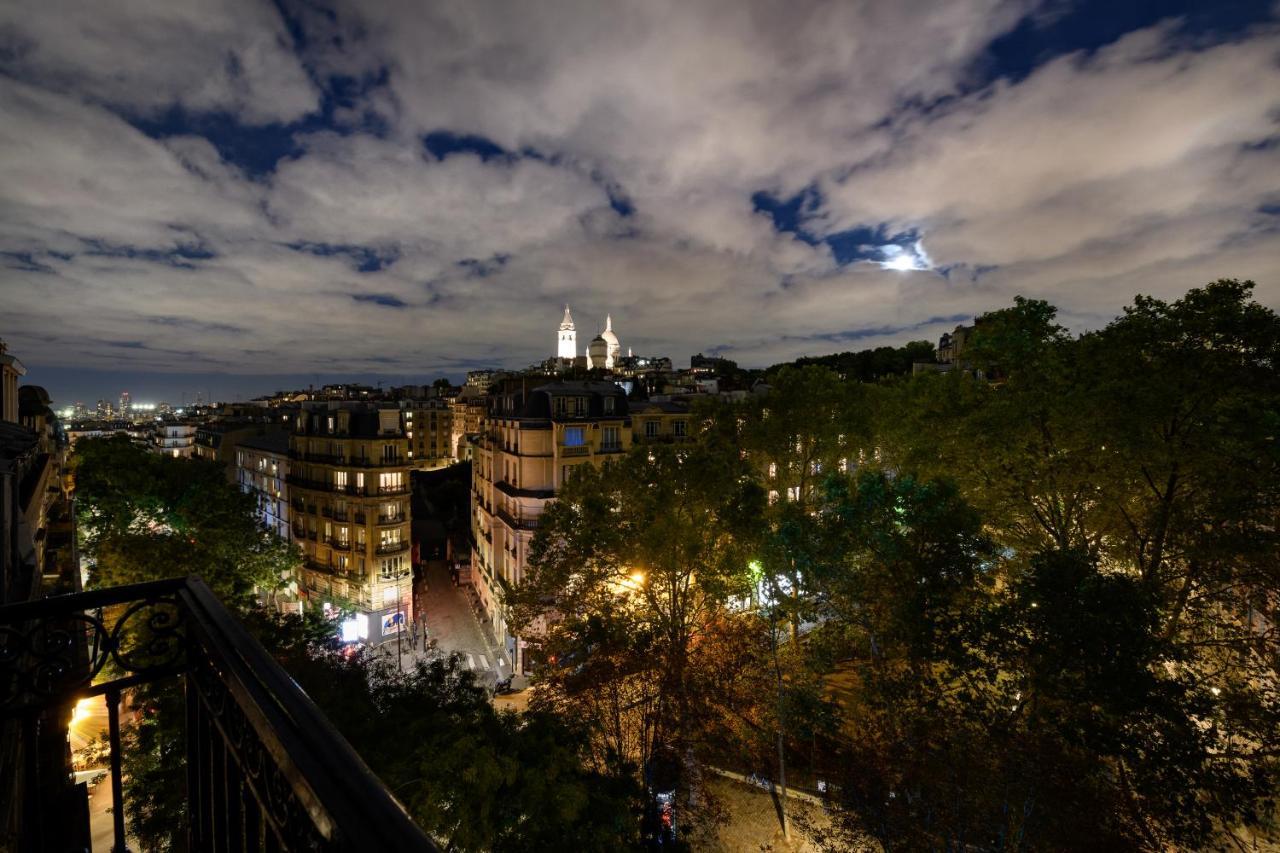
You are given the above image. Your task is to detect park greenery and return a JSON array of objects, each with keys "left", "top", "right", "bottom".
[{"left": 511, "top": 279, "right": 1280, "bottom": 851}]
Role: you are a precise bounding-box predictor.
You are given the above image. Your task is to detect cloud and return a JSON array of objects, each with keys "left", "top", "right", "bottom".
[
  {"left": 0, "top": 0, "right": 1277, "bottom": 399},
  {"left": 0, "top": 0, "right": 318, "bottom": 124}
]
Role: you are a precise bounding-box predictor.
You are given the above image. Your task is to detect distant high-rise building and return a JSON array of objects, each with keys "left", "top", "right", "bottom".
[{"left": 119, "top": 391, "right": 131, "bottom": 415}]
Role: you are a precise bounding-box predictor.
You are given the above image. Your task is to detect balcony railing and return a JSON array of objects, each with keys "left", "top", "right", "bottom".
[
  {"left": 376, "top": 541, "right": 409, "bottom": 555},
  {"left": 496, "top": 507, "right": 539, "bottom": 531},
  {"left": 0, "top": 577, "right": 434, "bottom": 851},
  {"left": 559, "top": 445, "right": 589, "bottom": 457}
]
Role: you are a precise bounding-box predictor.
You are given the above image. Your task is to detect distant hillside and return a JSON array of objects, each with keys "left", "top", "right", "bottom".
[{"left": 768, "top": 340, "right": 936, "bottom": 381}]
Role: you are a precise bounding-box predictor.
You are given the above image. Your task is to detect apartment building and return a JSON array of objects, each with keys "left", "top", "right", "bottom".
[
  {"left": 152, "top": 419, "right": 196, "bottom": 458},
  {"left": 400, "top": 399, "right": 453, "bottom": 469},
  {"left": 287, "top": 404, "right": 412, "bottom": 645},
  {"left": 471, "top": 380, "right": 692, "bottom": 673},
  {"left": 235, "top": 433, "right": 290, "bottom": 541}
]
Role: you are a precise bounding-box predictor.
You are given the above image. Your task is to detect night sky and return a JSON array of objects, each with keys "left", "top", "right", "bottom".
[{"left": 2, "top": 0, "right": 1278, "bottom": 405}]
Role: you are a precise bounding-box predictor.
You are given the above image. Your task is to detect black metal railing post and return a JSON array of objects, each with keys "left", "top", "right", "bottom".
[{"left": 106, "top": 686, "right": 127, "bottom": 853}]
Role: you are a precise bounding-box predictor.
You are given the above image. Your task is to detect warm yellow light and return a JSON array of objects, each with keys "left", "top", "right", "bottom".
[
  {"left": 629, "top": 571, "right": 646, "bottom": 588},
  {"left": 69, "top": 697, "right": 95, "bottom": 728}
]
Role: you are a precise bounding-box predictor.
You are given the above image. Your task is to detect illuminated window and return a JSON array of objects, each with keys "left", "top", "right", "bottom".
[
  {"left": 768, "top": 490, "right": 779, "bottom": 505},
  {"left": 787, "top": 486, "right": 800, "bottom": 502},
  {"left": 768, "top": 462, "right": 777, "bottom": 478},
  {"left": 334, "top": 470, "right": 348, "bottom": 489},
  {"left": 564, "top": 427, "right": 585, "bottom": 447}
]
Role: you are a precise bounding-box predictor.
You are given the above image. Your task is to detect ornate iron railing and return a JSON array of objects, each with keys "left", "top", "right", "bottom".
[{"left": 0, "top": 577, "right": 435, "bottom": 851}]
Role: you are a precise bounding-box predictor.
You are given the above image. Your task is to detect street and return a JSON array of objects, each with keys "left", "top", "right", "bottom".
[{"left": 375, "top": 560, "right": 511, "bottom": 692}]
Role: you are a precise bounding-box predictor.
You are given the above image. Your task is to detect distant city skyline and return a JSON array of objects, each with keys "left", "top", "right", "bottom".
[{"left": 21, "top": 364, "right": 473, "bottom": 411}]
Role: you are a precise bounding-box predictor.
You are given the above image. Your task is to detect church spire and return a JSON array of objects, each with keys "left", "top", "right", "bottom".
[
  {"left": 560, "top": 304, "right": 575, "bottom": 331},
  {"left": 605, "top": 313, "right": 613, "bottom": 332}
]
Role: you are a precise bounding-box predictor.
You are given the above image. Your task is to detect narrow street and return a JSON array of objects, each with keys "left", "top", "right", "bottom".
[{"left": 381, "top": 559, "right": 510, "bottom": 691}]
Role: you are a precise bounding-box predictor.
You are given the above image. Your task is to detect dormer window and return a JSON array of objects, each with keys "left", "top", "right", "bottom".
[{"left": 603, "top": 397, "right": 615, "bottom": 415}]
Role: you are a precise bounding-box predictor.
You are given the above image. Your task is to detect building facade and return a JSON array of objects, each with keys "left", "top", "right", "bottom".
[
  {"left": 401, "top": 400, "right": 453, "bottom": 469},
  {"left": 470, "top": 380, "right": 692, "bottom": 673},
  {"left": 152, "top": 420, "right": 196, "bottom": 458},
  {"left": 236, "top": 433, "right": 291, "bottom": 541},
  {"left": 287, "top": 405, "right": 412, "bottom": 645}
]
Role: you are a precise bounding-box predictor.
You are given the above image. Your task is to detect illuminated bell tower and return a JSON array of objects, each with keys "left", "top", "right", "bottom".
[{"left": 557, "top": 305, "right": 577, "bottom": 359}]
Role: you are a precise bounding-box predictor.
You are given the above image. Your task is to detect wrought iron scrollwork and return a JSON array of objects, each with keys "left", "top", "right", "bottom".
[{"left": 0, "top": 593, "right": 186, "bottom": 713}]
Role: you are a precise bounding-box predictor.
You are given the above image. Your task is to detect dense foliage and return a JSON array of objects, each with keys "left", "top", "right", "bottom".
[{"left": 515, "top": 280, "right": 1280, "bottom": 851}]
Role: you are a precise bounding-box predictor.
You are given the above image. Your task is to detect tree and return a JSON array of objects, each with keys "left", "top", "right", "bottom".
[
  {"left": 510, "top": 442, "right": 760, "bottom": 836},
  {"left": 845, "top": 282, "right": 1280, "bottom": 849},
  {"left": 73, "top": 436, "right": 295, "bottom": 606}
]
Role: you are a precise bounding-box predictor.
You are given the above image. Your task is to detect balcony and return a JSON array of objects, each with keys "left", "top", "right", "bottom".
[
  {"left": 376, "top": 541, "right": 409, "bottom": 556},
  {"left": 0, "top": 577, "right": 434, "bottom": 851},
  {"left": 496, "top": 506, "right": 539, "bottom": 531},
  {"left": 377, "top": 485, "right": 410, "bottom": 496},
  {"left": 376, "top": 514, "right": 405, "bottom": 526},
  {"left": 559, "top": 445, "right": 589, "bottom": 457}
]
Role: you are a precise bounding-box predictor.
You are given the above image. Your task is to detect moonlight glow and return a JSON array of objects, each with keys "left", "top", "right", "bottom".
[{"left": 878, "top": 240, "right": 932, "bottom": 272}]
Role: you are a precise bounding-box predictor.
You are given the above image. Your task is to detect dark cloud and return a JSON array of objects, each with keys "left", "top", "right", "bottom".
[{"left": 0, "top": 0, "right": 1277, "bottom": 403}]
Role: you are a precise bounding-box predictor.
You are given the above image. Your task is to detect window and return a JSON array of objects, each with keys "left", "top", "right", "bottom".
[
  {"left": 768, "top": 462, "right": 777, "bottom": 478},
  {"left": 603, "top": 397, "right": 615, "bottom": 415},
  {"left": 768, "top": 490, "right": 779, "bottom": 505},
  {"left": 379, "top": 471, "right": 404, "bottom": 492},
  {"left": 645, "top": 420, "right": 659, "bottom": 438},
  {"left": 562, "top": 465, "right": 574, "bottom": 484},
  {"left": 602, "top": 426, "right": 620, "bottom": 450},
  {"left": 554, "top": 397, "right": 567, "bottom": 416},
  {"left": 787, "top": 486, "right": 800, "bottom": 502},
  {"left": 811, "top": 461, "right": 822, "bottom": 474},
  {"left": 327, "top": 416, "right": 335, "bottom": 433},
  {"left": 564, "top": 427, "right": 585, "bottom": 447},
  {"left": 838, "top": 458, "right": 849, "bottom": 473},
  {"left": 382, "top": 444, "right": 396, "bottom": 462},
  {"left": 355, "top": 472, "right": 365, "bottom": 491},
  {"left": 380, "top": 529, "right": 401, "bottom": 547},
  {"left": 334, "top": 470, "right": 348, "bottom": 489},
  {"left": 673, "top": 420, "right": 687, "bottom": 437}
]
